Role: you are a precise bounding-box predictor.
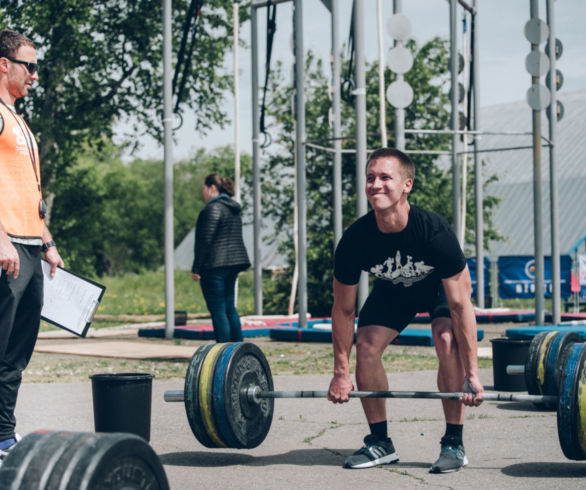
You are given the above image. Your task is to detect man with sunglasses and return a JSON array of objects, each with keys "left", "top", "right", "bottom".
[{"left": 0, "top": 29, "right": 64, "bottom": 464}]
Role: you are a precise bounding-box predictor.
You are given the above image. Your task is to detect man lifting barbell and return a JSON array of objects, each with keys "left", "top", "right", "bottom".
[{"left": 327, "top": 148, "right": 484, "bottom": 473}]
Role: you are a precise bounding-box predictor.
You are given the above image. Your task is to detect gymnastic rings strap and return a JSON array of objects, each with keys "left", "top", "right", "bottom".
[{"left": 261, "top": 131, "right": 272, "bottom": 149}]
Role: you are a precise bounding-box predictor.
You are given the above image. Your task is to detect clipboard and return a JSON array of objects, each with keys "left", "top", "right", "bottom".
[{"left": 41, "top": 260, "right": 106, "bottom": 337}]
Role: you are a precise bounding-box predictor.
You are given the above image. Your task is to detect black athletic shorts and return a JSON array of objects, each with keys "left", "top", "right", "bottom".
[{"left": 357, "top": 283, "right": 450, "bottom": 333}]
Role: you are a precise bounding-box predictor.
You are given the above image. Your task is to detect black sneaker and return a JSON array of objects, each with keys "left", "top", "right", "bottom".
[
  {"left": 344, "top": 434, "right": 400, "bottom": 469},
  {"left": 429, "top": 436, "right": 468, "bottom": 473}
]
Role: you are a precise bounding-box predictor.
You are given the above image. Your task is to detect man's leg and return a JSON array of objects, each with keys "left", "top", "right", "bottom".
[
  {"left": 0, "top": 245, "right": 42, "bottom": 445},
  {"left": 430, "top": 316, "right": 468, "bottom": 473},
  {"left": 355, "top": 325, "right": 399, "bottom": 425},
  {"left": 432, "top": 317, "right": 465, "bottom": 424},
  {"left": 343, "top": 325, "right": 400, "bottom": 469}
]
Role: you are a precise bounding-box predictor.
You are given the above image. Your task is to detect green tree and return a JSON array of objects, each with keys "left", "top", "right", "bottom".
[
  {"left": 50, "top": 144, "right": 251, "bottom": 276},
  {"left": 0, "top": 0, "right": 248, "bottom": 198},
  {"left": 260, "top": 38, "right": 501, "bottom": 316}
]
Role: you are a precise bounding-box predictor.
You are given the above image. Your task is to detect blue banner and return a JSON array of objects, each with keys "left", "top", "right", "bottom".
[
  {"left": 466, "top": 257, "right": 490, "bottom": 299},
  {"left": 498, "top": 255, "right": 572, "bottom": 299}
]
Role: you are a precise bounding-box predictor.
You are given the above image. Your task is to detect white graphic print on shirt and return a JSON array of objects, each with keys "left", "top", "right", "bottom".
[{"left": 369, "top": 250, "right": 435, "bottom": 287}]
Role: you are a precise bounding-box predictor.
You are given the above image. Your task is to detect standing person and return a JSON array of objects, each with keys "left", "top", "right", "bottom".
[
  {"left": 191, "top": 174, "right": 250, "bottom": 342},
  {"left": 0, "top": 29, "right": 64, "bottom": 463},
  {"left": 327, "top": 148, "right": 483, "bottom": 473}
]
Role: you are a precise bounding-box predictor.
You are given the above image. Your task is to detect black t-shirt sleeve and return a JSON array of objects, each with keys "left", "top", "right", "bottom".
[
  {"left": 428, "top": 226, "right": 467, "bottom": 278},
  {"left": 334, "top": 227, "right": 362, "bottom": 285}
]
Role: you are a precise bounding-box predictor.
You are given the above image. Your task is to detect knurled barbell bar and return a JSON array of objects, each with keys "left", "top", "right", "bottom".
[{"left": 164, "top": 341, "right": 586, "bottom": 460}]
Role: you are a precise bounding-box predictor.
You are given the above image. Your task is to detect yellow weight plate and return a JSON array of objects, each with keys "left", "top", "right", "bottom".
[
  {"left": 198, "top": 343, "right": 227, "bottom": 448},
  {"left": 537, "top": 331, "right": 557, "bottom": 394}
]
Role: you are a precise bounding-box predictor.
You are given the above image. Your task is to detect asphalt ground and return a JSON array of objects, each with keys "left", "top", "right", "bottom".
[{"left": 14, "top": 365, "right": 586, "bottom": 489}]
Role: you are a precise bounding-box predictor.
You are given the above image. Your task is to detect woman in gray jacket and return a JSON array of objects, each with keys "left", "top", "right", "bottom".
[{"left": 191, "top": 174, "right": 250, "bottom": 342}]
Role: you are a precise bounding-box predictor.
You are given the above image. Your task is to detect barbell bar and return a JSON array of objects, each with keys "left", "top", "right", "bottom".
[
  {"left": 165, "top": 388, "right": 557, "bottom": 404},
  {"left": 164, "top": 340, "right": 586, "bottom": 460}
]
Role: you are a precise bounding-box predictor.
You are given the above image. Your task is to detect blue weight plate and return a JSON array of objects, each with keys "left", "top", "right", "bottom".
[
  {"left": 553, "top": 332, "right": 584, "bottom": 393},
  {"left": 543, "top": 332, "right": 582, "bottom": 402},
  {"left": 212, "top": 342, "right": 242, "bottom": 448},
  {"left": 557, "top": 343, "right": 586, "bottom": 460}
]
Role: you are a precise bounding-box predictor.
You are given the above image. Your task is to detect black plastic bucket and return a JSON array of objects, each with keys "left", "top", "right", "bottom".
[
  {"left": 490, "top": 338, "right": 531, "bottom": 391},
  {"left": 90, "top": 373, "right": 155, "bottom": 441}
]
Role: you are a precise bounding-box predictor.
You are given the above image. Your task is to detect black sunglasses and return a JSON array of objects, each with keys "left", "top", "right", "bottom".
[{"left": 5, "top": 56, "right": 38, "bottom": 75}]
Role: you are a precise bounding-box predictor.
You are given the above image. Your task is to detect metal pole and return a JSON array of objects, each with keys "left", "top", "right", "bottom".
[
  {"left": 294, "top": 0, "right": 307, "bottom": 327},
  {"left": 332, "top": 0, "right": 342, "bottom": 248},
  {"left": 450, "top": 0, "right": 461, "bottom": 240},
  {"left": 393, "top": 0, "right": 405, "bottom": 151},
  {"left": 250, "top": 6, "right": 263, "bottom": 315},
  {"left": 234, "top": 1, "right": 241, "bottom": 203},
  {"left": 472, "top": 1, "right": 484, "bottom": 308},
  {"left": 530, "top": 0, "right": 544, "bottom": 324},
  {"left": 354, "top": 0, "right": 368, "bottom": 308},
  {"left": 377, "top": 0, "right": 387, "bottom": 147},
  {"left": 162, "top": 0, "right": 175, "bottom": 340},
  {"left": 546, "top": 0, "right": 560, "bottom": 324}
]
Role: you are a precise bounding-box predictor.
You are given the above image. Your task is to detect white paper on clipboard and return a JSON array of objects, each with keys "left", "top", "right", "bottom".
[{"left": 40, "top": 260, "right": 106, "bottom": 337}]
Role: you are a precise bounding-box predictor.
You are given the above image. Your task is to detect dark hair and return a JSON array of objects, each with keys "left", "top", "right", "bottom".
[
  {"left": 366, "top": 147, "right": 415, "bottom": 181},
  {"left": 0, "top": 29, "right": 35, "bottom": 59},
  {"left": 204, "top": 173, "right": 235, "bottom": 197}
]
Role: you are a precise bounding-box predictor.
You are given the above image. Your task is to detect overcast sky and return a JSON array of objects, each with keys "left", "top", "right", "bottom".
[{"left": 119, "top": 0, "right": 586, "bottom": 161}]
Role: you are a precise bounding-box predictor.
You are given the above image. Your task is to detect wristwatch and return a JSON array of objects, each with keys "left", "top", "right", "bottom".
[{"left": 41, "top": 240, "right": 56, "bottom": 253}]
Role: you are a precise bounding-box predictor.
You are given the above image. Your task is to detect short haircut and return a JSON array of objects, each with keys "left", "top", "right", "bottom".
[
  {"left": 0, "top": 29, "right": 35, "bottom": 59},
  {"left": 366, "top": 147, "right": 415, "bottom": 181}
]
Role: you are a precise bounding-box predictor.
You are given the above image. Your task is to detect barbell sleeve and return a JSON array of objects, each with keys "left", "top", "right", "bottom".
[
  {"left": 506, "top": 364, "right": 525, "bottom": 375},
  {"left": 163, "top": 388, "right": 557, "bottom": 406}
]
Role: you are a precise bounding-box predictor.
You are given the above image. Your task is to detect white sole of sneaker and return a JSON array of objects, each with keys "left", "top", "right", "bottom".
[
  {"left": 429, "top": 455, "right": 469, "bottom": 474},
  {"left": 345, "top": 452, "right": 400, "bottom": 469}
]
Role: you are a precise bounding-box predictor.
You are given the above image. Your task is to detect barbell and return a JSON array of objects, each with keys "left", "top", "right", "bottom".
[
  {"left": 0, "top": 430, "right": 169, "bottom": 490},
  {"left": 164, "top": 340, "right": 586, "bottom": 460}
]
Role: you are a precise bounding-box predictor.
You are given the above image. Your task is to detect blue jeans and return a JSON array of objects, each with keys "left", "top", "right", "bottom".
[{"left": 199, "top": 266, "right": 243, "bottom": 343}]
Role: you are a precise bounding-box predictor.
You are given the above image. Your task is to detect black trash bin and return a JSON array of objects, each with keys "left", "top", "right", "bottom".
[
  {"left": 90, "top": 373, "right": 155, "bottom": 441},
  {"left": 490, "top": 338, "right": 531, "bottom": 391}
]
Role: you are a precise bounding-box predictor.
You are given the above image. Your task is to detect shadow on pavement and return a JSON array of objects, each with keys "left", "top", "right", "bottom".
[{"left": 501, "top": 462, "right": 586, "bottom": 478}]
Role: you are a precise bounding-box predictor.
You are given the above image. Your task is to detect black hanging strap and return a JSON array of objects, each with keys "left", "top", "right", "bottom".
[
  {"left": 341, "top": 0, "right": 356, "bottom": 104},
  {"left": 173, "top": 0, "right": 204, "bottom": 113},
  {"left": 259, "top": 0, "right": 277, "bottom": 145}
]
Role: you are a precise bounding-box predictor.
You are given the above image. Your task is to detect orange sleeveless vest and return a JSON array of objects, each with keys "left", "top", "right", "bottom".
[{"left": 0, "top": 102, "right": 44, "bottom": 239}]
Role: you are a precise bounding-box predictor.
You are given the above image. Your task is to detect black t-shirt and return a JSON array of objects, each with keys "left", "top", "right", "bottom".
[{"left": 334, "top": 205, "right": 466, "bottom": 311}]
